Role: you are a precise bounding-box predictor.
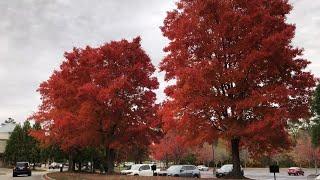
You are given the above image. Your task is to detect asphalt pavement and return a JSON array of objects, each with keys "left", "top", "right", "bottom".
[
  {"left": 200, "top": 168, "right": 318, "bottom": 179},
  {"left": 0, "top": 168, "right": 64, "bottom": 180},
  {"left": 0, "top": 167, "right": 318, "bottom": 179}
]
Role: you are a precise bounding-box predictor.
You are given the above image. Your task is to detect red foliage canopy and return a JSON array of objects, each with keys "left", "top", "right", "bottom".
[
  {"left": 160, "top": 0, "right": 315, "bottom": 155},
  {"left": 31, "top": 37, "right": 160, "bottom": 152}
]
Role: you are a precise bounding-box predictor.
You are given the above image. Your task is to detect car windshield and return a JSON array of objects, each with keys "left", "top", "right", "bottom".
[
  {"left": 167, "top": 165, "right": 181, "bottom": 171},
  {"left": 17, "top": 162, "right": 28, "bottom": 167},
  {"left": 221, "top": 165, "right": 233, "bottom": 172},
  {"left": 130, "top": 165, "right": 141, "bottom": 170}
]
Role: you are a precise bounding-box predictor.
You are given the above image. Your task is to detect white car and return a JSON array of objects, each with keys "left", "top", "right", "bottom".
[
  {"left": 120, "top": 164, "right": 155, "bottom": 176},
  {"left": 315, "top": 174, "right": 320, "bottom": 180},
  {"left": 197, "top": 165, "right": 209, "bottom": 171},
  {"left": 49, "top": 162, "right": 62, "bottom": 169}
]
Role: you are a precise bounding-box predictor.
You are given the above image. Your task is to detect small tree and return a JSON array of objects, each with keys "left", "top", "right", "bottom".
[
  {"left": 195, "top": 143, "right": 213, "bottom": 166},
  {"left": 312, "top": 84, "right": 320, "bottom": 146},
  {"left": 311, "top": 83, "right": 320, "bottom": 173},
  {"left": 151, "top": 131, "right": 188, "bottom": 166},
  {"left": 4, "top": 124, "right": 23, "bottom": 164},
  {"left": 4, "top": 121, "right": 42, "bottom": 166}
]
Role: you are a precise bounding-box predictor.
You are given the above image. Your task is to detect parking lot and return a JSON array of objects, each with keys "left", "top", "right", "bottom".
[
  {"left": 0, "top": 167, "right": 318, "bottom": 179},
  {"left": 200, "top": 168, "right": 317, "bottom": 179}
]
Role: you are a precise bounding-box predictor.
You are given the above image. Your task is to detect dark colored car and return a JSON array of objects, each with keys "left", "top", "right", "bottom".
[
  {"left": 13, "top": 162, "right": 31, "bottom": 177},
  {"left": 216, "top": 164, "right": 244, "bottom": 178},
  {"left": 288, "top": 167, "right": 304, "bottom": 176}
]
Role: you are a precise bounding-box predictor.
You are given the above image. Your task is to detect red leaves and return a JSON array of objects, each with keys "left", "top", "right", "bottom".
[
  {"left": 151, "top": 131, "right": 188, "bottom": 162},
  {"left": 31, "top": 37, "right": 160, "bottom": 152},
  {"left": 160, "top": 0, "right": 315, "bottom": 155}
]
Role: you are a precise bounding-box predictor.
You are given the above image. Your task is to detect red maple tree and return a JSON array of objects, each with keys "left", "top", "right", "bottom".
[
  {"left": 151, "top": 130, "right": 188, "bottom": 167},
  {"left": 160, "top": 0, "right": 315, "bottom": 177},
  {"left": 31, "top": 37, "right": 160, "bottom": 172},
  {"left": 195, "top": 143, "right": 214, "bottom": 166}
]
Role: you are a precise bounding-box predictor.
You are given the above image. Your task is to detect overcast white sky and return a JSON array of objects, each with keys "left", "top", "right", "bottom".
[{"left": 0, "top": 0, "right": 318, "bottom": 123}]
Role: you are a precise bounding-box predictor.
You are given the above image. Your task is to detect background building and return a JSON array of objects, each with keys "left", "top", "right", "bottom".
[{"left": 0, "top": 122, "right": 16, "bottom": 167}]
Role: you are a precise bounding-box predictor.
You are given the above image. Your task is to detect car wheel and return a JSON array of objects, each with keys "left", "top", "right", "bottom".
[
  {"left": 193, "top": 174, "right": 200, "bottom": 178},
  {"left": 134, "top": 174, "right": 138, "bottom": 176},
  {"left": 13, "top": 173, "right": 17, "bottom": 177},
  {"left": 174, "top": 174, "right": 179, "bottom": 177},
  {"left": 28, "top": 172, "right": 31, "bottom": 176}
]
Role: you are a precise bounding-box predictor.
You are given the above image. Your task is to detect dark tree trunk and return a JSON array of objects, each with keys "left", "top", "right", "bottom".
[
  {"left": 68, "top": 153, "right": 74, "bottom": 172},
  {"left": 78, "top": 162, "right": 82, "bottom": 172},
  {"left": 106, "top": 148, "right": 115, "bottom": 174},
  {"left": 231, "top": 138, "right": 242, "bottom": 178}
]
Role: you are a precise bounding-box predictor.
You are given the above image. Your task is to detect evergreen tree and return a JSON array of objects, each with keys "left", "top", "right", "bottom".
[
  {"left": 4, "top": 121, "right": 43, "bottom": 166},
  {"left": 4, "top": 124, "right": 23, "bottom": 164},
  {"left": 311, "top": 84, "right": 320, "bottom": 147}
]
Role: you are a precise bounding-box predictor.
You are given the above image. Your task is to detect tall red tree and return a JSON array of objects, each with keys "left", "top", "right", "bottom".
[
  {"left": 160, "top": 0, "right": 315, "bottom": 177},
  {"left": 31, "top": 37, "right": 160, "bottom": 173}
]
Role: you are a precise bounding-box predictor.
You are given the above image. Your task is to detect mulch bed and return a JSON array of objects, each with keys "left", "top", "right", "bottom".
[{"left": 47, "top": 172, "right": 220, "bottom": 180}]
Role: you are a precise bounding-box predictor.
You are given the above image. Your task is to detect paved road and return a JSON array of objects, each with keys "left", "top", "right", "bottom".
[
  {"left": 200, "top": 168, "right": 318, "bottom": 179},
  {"left": 0, "top": 168, "right": 61, "bottom": 180}
]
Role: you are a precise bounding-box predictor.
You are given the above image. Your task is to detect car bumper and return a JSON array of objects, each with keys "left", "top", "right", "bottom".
[
  {"left": 13, "top": 170, "right": 30, "bottom": 174},
  {"left": 216, "top": 173, "right": 225, "bottom": 178},
  {"left": 158, "top": 173, "right": 167, "bottom": 176}
]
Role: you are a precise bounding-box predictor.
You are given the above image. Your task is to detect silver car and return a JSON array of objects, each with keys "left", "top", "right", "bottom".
[{"left": 167, "top": 165, "right": 200, "bottom": 178}]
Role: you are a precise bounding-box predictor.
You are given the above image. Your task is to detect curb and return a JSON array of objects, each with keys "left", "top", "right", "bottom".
[{"left": 43, "top": 173, "right": 55, "bottom": 180}]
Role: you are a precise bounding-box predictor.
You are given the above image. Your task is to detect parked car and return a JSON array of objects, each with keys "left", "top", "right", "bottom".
[
  {"left": 49, "top": 162, "right": 62, "bottom": 169},
  {"left": 120, "top": 164, "right": 156, "bottom": 176},
  {"left": 287, "top": 167, "right": 304, "bottom": 176},
  {"left": 216, "top": 164, "right": 244, "bottom": 178},
  {"left": 13, "top": 162, "right": 31, "bottom": 177},
  {"left": 157, "top": 170, "right": 168, "bottom": 176},
  {"left": 166, "top": 165, "right": 200, "bottom": 178},
  {"left": 315, "top": 174, "right": 320, "bottom": 180},
  {"left": 30, "top": 163, "right": 42, "bottom": 168},
  {"left": 197, "top": 165, "right": 209, "bottom": 171},
  {"left": 123, "top": 162, "right": 135, "bottom": 168}
]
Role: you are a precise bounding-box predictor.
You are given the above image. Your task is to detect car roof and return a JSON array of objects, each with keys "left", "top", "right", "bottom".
[
  {"left": 222, "top": 164, "right": 233, "bottom": 166},
  {"left": 132, "top": 164, "right": 152, "bottom": 167},
  {"left": 169, "top": 165, "right": 183, "bottom": 167}
]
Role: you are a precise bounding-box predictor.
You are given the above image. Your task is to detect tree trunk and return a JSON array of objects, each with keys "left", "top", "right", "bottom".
[
  {"left": 68, "top": 153, "right": 74, "bottom": 172},
  {"left": 212, "top": 143, "right": 215, "bottom": 174},
  {"left": 79, "top": 162, "right": 82, "bottom": 172},
  {"left": 315, "top": 158, "right": 318, "bottom": 174},
  {"left": 106, "top": 148, "right": 115, "bottom": 174},
  {"left": 231, "top": 138, "right": 242, "bottom": 178},
  {"left": 91, "top": 156, "right": 94, "bottom": 173}
]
